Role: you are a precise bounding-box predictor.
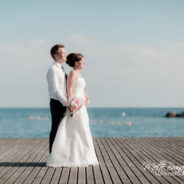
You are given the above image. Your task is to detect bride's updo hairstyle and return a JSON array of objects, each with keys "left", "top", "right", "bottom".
[{"left": 66, "top": 53, "right": 84, "bottom": 68}]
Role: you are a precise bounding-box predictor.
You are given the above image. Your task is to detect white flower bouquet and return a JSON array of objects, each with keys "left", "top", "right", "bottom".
[{"left": 68, "top": 97, "right": 83, "bottom": 118}]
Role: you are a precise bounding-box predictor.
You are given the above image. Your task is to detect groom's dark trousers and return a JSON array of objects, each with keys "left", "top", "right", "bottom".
[{"left": 49, "top": 99, "right": 67, "bottom": 153}]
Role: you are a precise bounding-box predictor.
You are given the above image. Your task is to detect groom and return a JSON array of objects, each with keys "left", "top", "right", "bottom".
[{"left": 47, "top": 44, "right": 71, "bottom": 153}]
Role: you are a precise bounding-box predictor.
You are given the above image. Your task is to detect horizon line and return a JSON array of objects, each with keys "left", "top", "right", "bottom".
[{"left": 0, "top": 106, "right": 184, "bottom": 109}]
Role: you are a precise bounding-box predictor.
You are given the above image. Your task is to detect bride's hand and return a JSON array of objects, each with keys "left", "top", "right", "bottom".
[{"left": 85, "top": 97, "right": 90, "bottom": 106}]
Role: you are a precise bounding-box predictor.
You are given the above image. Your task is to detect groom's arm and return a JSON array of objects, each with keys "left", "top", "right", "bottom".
[{"left": 48, "top": 69, "right": 71, "bottom": 106}]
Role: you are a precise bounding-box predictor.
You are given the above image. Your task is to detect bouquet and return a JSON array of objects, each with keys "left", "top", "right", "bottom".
[{"left": 68, "top": 97, "right": 83, "bottom": 118}]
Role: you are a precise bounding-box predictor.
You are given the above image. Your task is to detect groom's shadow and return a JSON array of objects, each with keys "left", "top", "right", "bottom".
[{"left": 0, "top": 162, "right": 46, "bottom": 167}]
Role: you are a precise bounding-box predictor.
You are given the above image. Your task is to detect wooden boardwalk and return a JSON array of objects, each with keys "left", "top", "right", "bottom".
[{"left": 0, "top": 137, "right": 184, "bottom": 184}]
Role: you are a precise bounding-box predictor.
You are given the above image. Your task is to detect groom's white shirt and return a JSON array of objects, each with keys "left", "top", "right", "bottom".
[{"left": 47, "top": 61, "right": 68, "bottom": 106}]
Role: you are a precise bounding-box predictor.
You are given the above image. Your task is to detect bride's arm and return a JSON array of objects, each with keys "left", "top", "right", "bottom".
[
  {"left": 84, "top": 90, "right": 90, "bottom": 106},
  {"left": 67, "top": 71, "right": 77, "bottom": 99}
]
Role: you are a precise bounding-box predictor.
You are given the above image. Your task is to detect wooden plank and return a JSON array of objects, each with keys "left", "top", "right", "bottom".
[
  {"left": 137, "top": 138, "right": 184, "bottom": 183},
  {"left": 0, "top": 138, "right": 184, "bottom": 184},
  {"left": 0, "top": 139, "right": 34, "bottom": 171},
  {"left": 92, "top": 138, "right": 104, "bottom": 184},
  {"left": 117, "top": 137, "right": 175, "bottom": 184},
  {"left": 14, "top": 142, "right": 48, "bottom": 184},
  {"left": 142, "top": 137, "right": 184, "bottom": 159},
  {"left": 86, "top": 166, "right": 94, "bottom": 184},
  {"left": 100, "top": 138, "right": 130, "bottom": 184},
  {"left": 119, "top": 138, "right": 183, "bottom": 184},
  {"left": 68, "top": 167, "right": 78, "bottom": 184},
  {"left": 40, "top": 167, "right": 55, "bottom": 184},
  {"left": 31, "top": 167, "right": 48, "bottom": 184},
  {"left": 29, "top": 142, "right": 49, "bottom": 184},
  {"left": 78, "top": 167, "right": 86, "bottom": 184},
  {"left": 0, "top": 139, "right": 41, "bottom": 182},
  {"left": 59, "top": 167, "right": 70, "bottom": 184},
  {"left": 0, "top": 141, "right": 22, "bottom": 160},
  {"left": 123, "top": 139, "right": 181, "bottom": 183},
  {"left": 96, "top": 138, "right": 125, "bottom": 184},
  {"left": 100, "top": 138, "right": 141, "bottom": 184},
  {"left": 94, "top": 138, "right": 113, "bottom": 184},
  {"left": 50, "top": 167, "right": 63, "bottom": 184},
  {"left": 161, "top": 137, "right": 184, "bottom": 151},
  {"left": 4, "top": 141, "right": 48, "bottom": 184},
  {"left": 102, "top": 138, "right": 151, "bottom": 184},
  {"left": 108, "top": 138, "right": 160, "bottom": 184},
  {"left": 0, "top": 144, "right": 24, "bottom": 170},
  {"left": 158, "top": 137, "right": 184, "bottom": 148},
  {"left": 22, "top": 143, "right": 49, "bottom": 184}
]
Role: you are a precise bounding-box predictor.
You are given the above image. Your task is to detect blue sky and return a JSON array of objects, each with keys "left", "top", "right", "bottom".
[
  {"left": 1, "top": 0, "right": 184, "bottom": 44},
  {"left": 0, "top": 0, "right": 184, "bottom": 107}
]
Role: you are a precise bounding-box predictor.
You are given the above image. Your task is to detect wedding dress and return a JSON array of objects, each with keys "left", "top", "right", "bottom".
[{"left": 46, "top": 76, "right": 99, "bottom": 167}]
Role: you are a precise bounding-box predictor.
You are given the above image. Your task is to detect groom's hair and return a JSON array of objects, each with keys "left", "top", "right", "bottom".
[{"left": 50, "top": 44, "right": 65, "bottom": 59}]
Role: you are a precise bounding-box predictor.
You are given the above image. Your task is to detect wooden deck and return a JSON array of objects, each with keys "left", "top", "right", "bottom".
[{"left": 0, "top": 137, "right": 184, "bottom": 184}]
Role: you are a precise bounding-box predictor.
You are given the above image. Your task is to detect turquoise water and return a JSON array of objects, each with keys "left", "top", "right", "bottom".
[{"left": 0, "top": 108, "right": 183, "bottom": 138}]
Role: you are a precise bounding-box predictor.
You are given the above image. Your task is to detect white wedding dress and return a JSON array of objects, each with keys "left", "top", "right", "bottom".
[{"left": 46, "top": 76, "right": 99, "bottom": 167}]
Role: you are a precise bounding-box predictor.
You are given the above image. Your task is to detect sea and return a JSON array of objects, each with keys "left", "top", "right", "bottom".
[{"left": 0, "top": 108, "right": 183, "bottom": 138}]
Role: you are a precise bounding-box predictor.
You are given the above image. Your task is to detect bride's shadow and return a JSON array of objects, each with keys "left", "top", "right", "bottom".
[{"left": 0, "top": 162, "right": 46, "bottom": 167}]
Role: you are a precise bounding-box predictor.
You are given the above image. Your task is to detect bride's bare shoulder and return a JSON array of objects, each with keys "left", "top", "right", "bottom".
[{"left": 68, "top": 70, "right": 78, "bottom": 79}]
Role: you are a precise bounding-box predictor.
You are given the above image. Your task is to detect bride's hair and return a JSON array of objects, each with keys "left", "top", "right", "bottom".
[{"left": 66, "top": 53, "right": 83, "bottom": 67}]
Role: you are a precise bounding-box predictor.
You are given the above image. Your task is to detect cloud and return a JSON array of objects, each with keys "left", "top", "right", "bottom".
[{"left": 0, "top": 36, "right": 184, "bottom": 107}]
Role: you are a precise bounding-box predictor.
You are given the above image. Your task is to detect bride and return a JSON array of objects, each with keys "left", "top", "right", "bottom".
[{"left": 46, "top": 53, "right": 99, "bottom": 167}]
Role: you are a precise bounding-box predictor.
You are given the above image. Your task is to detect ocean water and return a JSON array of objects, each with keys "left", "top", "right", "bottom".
[{"left": 0, "top": 108, "right": 183, "bottom": 138}]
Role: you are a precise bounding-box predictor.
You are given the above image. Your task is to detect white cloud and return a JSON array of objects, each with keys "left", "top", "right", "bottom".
[{"left": 0, "top": 36, "right": 184, "bottom": 107}]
